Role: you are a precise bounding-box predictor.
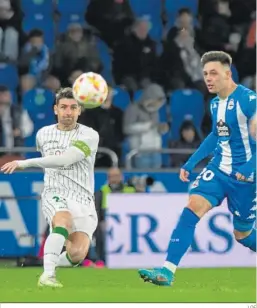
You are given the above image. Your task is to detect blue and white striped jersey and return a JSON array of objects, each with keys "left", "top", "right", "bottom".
[{"left": 210, "top": 85, "right": 256, "bottom": 176}]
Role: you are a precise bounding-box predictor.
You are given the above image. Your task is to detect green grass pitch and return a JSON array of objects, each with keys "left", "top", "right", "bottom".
[{"left": 0, "top": 267, "right": 255, "bottom": 303}]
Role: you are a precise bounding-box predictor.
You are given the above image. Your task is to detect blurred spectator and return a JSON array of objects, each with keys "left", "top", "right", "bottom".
[
  {"left": 199, "top": 0, "right": 232, "bottom": 53},
  {"left": 68, "top": 69, "right": 83, "bottom": 87},
  {"left": 167, "top": 8, "right": 200, "bottom": 47},
  {"left": 123, "top": 83, "right": 167, "bottom": 168},
  {"left": 79, "top": 87, "right": 124, "bottom": 167},
  {"left": 236, "top": 16, "right": 256, "bottom": 82},
  {"left": 0, "top": 85, "right": 33, "bottom": 150},
  {"left": 43, "top": 75, "right": 61, "bottom": 93},
  {"left": 91, "top": 167, "right": 136, "bottom": 266},
  {"left": 86, "top": 0, "right": 134, "bottom": 47},
  {"left": 113, "top": 18, "right": 158, "bottom": 92},
  {"left": 20, "top": 74, "right": 37, "bottom": 94},
  {"left": 170, "top": 120, "right": 201, "bottom": 167},
  {"left": 53, "top": 24, "right": 102, "bottom": 84},
  {"left": 19, "top": 29, "right": 49, "bottom": 82},
  {"left": 161, "top": 29, "right": 205, "bottom": 92},
  {"left": 127, "top": 174, "right": 155, "bottom": 192},
  {"left": 0, "top": 0, "right": 20, "bottom": 61},
  {"left": 229, "top": 0, "right": 256, "bottom": 25}
]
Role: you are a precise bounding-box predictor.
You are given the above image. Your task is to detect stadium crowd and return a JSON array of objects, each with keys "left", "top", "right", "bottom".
[{"left": 0, "top": 0, "right": 255, "bottom": 168}]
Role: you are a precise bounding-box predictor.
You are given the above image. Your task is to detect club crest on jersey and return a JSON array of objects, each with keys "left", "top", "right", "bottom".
[
  {"left": 227, "top": 99, "right": 234, "bottom": 110},
  {"left": 217, "top": 119, "right": 231, "bottom": 141}
]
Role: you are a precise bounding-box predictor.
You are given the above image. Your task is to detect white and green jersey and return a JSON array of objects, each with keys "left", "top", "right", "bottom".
[{"left": 36, "top": 123, "right": 99, "bottom": 203}]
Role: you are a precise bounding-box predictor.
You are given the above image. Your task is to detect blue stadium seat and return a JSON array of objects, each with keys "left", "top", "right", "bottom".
[
  {"left": 57, "top": 14, "right": 86, "bottom": 33},
  {"left": 56, "top": 0, "right": 89, "bottom": 14},
  {"left": 133, "top": 89, "right": 143, "bottom": 101},
  {"left": 23, "top": 88, "right": 56, "bottom": 158},
  {"left": 112, "top": 87, "right": 130, "bottom": 111},
  {"left": 22, "top": 88, "right": 55, "bottom": 127},
  {"left": 129, "top": 0, "right": 162, "bottom": 19},
  {"left": 149, "top": 17, "right": 163, "bottom": 42},
  {"left": 96, "top": 39, "right": 113, "bottom": 84},
  {"left": 169, "top": 89, "right": 204, "bottom": 140},
  {"left": 0, "top": 63, "right": 19, "bottom": 90},
  {"left": 21, "top": 0, "right": 54, "bottom": 15},
  {"left": 22, "top": 14, "right": 55, "bottom": 50}
]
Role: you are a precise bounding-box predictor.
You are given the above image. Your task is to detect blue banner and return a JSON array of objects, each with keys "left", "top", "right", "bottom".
[{"left": 0, "top": 171, "right": 197, "bottom": 257}]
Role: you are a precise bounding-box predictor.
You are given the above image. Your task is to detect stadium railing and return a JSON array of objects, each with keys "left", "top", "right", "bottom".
[
  {"left": 125, "top": 148, "right": 196, "bottom": 169},
  {"left": 0, "top": 146, "right": 119, "bottom": 167}
]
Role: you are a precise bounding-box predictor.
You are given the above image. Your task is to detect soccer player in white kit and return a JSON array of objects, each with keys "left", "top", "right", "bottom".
[{"left": 1, "top": 88, "right": 99, "bottom": 288}]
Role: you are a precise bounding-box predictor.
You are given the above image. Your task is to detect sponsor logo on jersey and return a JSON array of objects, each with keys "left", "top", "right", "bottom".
[{"left": 217, "top": 119, "right": 231, "bottom": 141}]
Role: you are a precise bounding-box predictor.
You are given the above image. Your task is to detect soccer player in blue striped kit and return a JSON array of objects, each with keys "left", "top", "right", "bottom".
[{"left": 139, "top": 51, "right": 256, "bottom": 286}]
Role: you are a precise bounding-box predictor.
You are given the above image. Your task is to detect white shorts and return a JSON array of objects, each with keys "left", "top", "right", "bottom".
[{"left": 41, "top": 192, "right": 98, "bottom": 240}]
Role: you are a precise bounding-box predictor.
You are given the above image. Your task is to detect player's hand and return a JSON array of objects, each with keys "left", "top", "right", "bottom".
[
  {"left": 180, "top": 168, "right": 190, "bottom": 182},
  {"left": 235, "top": 172, "right": 248, "bottom": 182},
  {"left": 158, "top": 123, "right": 169, "bottom": 134},
  {"left": 1, "top": 161, "right": 20, "bottom": 174}
]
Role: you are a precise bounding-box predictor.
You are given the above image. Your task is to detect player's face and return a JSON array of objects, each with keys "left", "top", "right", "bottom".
[
  {"left": 203, "top": 62, "right": 231, "bottom": 94},
  {"left": 30, "top": 36, "right": 43, "bottom": 50},
  {"left": 55, "top": 98, "right": 81, "bottom": 127},
  {"left": 108, "top": 168, "right": 122, "bottom": 185}
]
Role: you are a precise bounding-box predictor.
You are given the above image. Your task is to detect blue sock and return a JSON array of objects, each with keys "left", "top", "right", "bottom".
[
  {"left": 166, "top": 207, "right": 200, "bottom": 266},
  {"left": 237, "top": 229, "right": 256, "bottom": 252}
]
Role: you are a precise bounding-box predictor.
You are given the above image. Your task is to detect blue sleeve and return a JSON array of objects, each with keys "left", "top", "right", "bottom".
[
  {"left": 182, "top": 132, "right": 218, "bottom": 172},
  {"left": 241, "top": 91, "right": 256, "bottom": 119},
  {"left": 182, "top": 98, "right": 218, "bottom": 172}
]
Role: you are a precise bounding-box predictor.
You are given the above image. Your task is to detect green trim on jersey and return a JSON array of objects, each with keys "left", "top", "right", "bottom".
[{"left": 72, "top": 140, "right": 91, "bottom": 157}]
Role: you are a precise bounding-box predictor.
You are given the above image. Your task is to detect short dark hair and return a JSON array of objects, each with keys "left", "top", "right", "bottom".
[
  {"left": 55, "top": 87, "right": 76, "bottom": 105},
  {"left": 178, "top": 8, "right": 192, "bottom": 16},
  {"left": 0, "top": 85, "right": 9, "bottom": 93},
  {"left": 28, "top": 29, "right": 44, "bottom": 39},
  {"left": 201, "top": 51, "right": 232, "bottom": 67}
]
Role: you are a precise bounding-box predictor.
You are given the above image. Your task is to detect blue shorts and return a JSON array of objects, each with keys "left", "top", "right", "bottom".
[{"left": 190, "top": 164, "right": 256, "bottom": 232}]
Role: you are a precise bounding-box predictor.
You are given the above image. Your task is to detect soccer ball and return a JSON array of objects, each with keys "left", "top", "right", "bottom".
[{"left": 72, "top": 72, "right": 108, "bottom": 109}]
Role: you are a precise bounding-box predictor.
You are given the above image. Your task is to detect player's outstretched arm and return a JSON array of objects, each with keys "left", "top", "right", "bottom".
[
  {"left": 180, "top": 132, "right": 218, "bottom": 178},
  {"left": 1, "top": 146, "right": 85, "bottom": 173}
]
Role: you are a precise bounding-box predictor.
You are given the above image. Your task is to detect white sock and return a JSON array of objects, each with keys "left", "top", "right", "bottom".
[
  {"left": 164, "top": 261, "right": 177, "bottom": 274},
  {"left": 43, "top": 233, "right": 67, "bottom": 276},
  {"left": 57, "top": 252, "right": 73, "bottom": 267}
]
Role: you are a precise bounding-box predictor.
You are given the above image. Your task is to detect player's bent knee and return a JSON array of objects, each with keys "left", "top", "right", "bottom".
[
  {"left": 52, "top": 211, "right": 72, "bottom": 231},
  {"left": 233, "top": 229, "right": 251, "bottom": 240},
  {"left": 187, "top": 194, "right": 212, "bottom": 218}
]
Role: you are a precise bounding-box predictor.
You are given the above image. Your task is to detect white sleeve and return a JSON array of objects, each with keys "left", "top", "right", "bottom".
[
  {"left": 17, "top": 147, "right": 85, "bottom": 169},
  {"left": 71, "top": 129, "right": 99, "bottom": 156}
]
